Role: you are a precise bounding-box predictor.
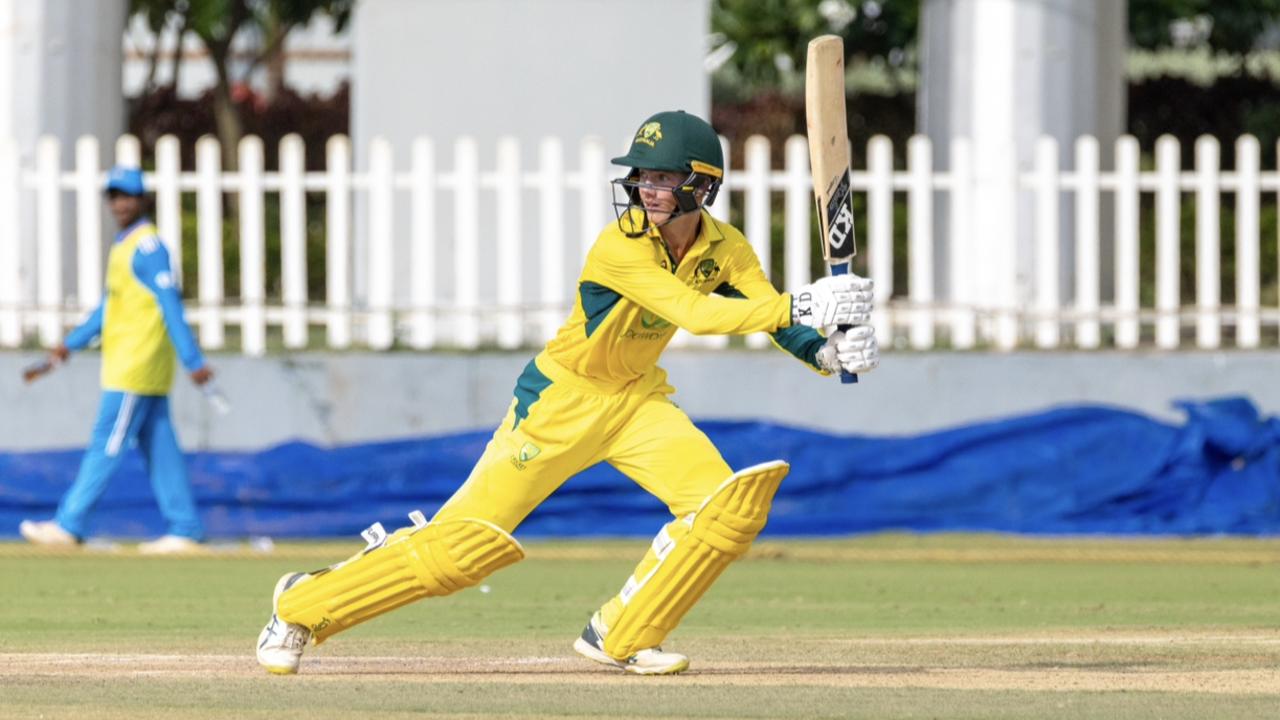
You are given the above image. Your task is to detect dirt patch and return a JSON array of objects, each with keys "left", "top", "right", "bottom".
[{"left": 4, "top": 632, "right": 1278, "bottom": 695}]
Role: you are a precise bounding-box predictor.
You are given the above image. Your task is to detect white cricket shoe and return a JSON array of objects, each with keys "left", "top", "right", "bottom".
[
  {"left": 138, "top": 535, "right": 204, "bottom": 555},
  {"left": 256, "top": 572, "right": 312, "bottom": 675},
  {"left": 18, "top": 519, "right": 79, "bottom": 547},
  {"left": 572, "top": 612, "right": 689, "bottom": 675}
]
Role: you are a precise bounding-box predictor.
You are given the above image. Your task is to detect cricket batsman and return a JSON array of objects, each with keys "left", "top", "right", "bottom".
[
  {"left": 18, "top": 166, "right": 212, "bottom": 554},
  {"left": 256, "top": 111, "right": 878, "bottom": 675}
]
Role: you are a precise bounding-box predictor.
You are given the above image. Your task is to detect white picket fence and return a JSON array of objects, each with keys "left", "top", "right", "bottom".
[{"left": 0, "top": 132, "right": 1276, "bottom": 354}]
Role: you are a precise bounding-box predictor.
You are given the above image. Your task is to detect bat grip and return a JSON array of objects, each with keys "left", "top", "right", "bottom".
[
  {"left": 828, "top": 262, "right": 859, "bottom": 385},
  {"left": 837, "top": 324, "right": 858, "bottom": 384}
]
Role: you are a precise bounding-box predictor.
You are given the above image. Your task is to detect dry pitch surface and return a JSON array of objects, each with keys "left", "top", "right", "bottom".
[{"left": 1, "top": 536, "right": 1278, "bottom": 718}]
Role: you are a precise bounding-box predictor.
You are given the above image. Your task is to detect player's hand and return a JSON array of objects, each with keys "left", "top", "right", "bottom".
[
  {"left": 789, "top": 274, "right": 873, "bottom": 329},
  {"left": 815, "top": 325, "right": 879, "bottom": 376},
  {"left": 190, "top": 366, "right": 213, "bottom": 386},
  {"left": 51, "top": 344, "right": 69, "bottom": 363}
]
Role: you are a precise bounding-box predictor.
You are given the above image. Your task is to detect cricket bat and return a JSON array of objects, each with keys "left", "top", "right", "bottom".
[
  {"left": 805, "top": 35, "right": 860, "bottom": 384},
  {"left": 21, "top": 358, "right": 58, "bottom": 383}
]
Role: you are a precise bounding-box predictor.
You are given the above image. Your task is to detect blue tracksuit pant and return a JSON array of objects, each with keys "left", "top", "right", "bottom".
[{"left": 55, "top": 391, "right": 204, "bottom": 540}]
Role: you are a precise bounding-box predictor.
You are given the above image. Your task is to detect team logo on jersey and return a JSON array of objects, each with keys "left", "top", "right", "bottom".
[
  {"left": 695, "top": 258, "right": 720, "bottom": 282},
  {"left": 510, "top": 441, "right": 542, "bottom": 470},
  {"left": 635, "top": 122, "right": 663, "bottom": 148},
  {"left": 639, "top": 311, "right": 671, "bottom": 330}
]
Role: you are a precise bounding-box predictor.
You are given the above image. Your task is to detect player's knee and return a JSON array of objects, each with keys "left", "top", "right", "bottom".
[
  {"left": 399, "top": 517, "right": 525, "bottom": 593},
  {"left": 692, "top": 460, "right": 790, "bottom": 557}
]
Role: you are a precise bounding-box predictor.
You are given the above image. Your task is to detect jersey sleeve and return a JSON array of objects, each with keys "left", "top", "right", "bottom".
[
  {"left": 131, "top": 239, "right": 206, "bottom": 371},
  {"left": 716, "top": 241, "right": 829, "bottom": 374},
  {"left": 583, "top": 232, "right": 792, "bottom": 336},
  {"left": 63, "top": 299, "right": 104, "bottom": 351}
]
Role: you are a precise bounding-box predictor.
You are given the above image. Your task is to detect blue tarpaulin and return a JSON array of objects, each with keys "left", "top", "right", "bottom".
[{"left": 2, "top": 397, "right": 1277, "bottom": 538}]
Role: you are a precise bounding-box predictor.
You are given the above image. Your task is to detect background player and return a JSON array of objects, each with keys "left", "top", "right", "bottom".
[
  {"left": 19, "top": 166, "right": 214, "bottom": 554},
  {"left": 256, "top": 111, "right": 878, "bottom": 675}
]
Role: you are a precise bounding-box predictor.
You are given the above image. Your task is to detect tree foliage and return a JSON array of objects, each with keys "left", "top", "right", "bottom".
[
  {"left": 127, "top": 0, "right": 355, "bottom": 167},
  {"left": 712, "top": 0, "right": 1280, "bottom": 95},
  {"left": 1129, "top": 0, "right": 1280, "bottom": 56},
  {"left": 711, "top": 0, "right": 918, "bottom": 89}
]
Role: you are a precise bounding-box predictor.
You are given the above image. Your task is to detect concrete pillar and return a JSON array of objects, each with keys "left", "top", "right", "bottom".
[
  {"left": 0, "top": 0, "right": 127, "bottom": 301},
  {"left": 919, "top": 0, "right": 1126, "bottom": 335}
]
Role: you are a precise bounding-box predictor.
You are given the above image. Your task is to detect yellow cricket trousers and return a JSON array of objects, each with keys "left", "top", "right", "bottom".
[{"left": 433, "top": 351, "right": 733, "bottom": 531}]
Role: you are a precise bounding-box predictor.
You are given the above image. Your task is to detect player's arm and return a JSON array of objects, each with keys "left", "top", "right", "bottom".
[
  {"left": 61, "top": 299, "right": 105, "bottom": 355},
  {"left": 131, "top": 238, "right": 208, "bottom": 375},
  {"left": 720, "top": 241, "right": 879, "bottom": 376},
  {"left": 713, "top": 249, "right": 829, "bottom": 372},
  {"left": 587, "top": 234, "right": 791, "bottom": 336}
]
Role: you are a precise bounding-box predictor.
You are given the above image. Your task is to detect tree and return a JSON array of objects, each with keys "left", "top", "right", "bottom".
[
  {"left": 1129, "top": 0, "right": 1280, "bottom": 58},
  {"left": 710, "top": 0, "right": 919, "bottom": 93},
  {"left": 129, "top": 0, "right": 355, "bottom": 168}
]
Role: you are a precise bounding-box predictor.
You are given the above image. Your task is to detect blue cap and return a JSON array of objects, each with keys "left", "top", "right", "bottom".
[{"left": 104, "top": 166, "right": 145, "bottom": 196}]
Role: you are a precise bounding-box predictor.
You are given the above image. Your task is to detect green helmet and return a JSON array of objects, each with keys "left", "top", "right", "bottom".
[
  {"left": 612, "top": 110, "right": 724, "bottom": 180},
  {"left": 610, "top": 111, "right": 724, "bottom": 237}
]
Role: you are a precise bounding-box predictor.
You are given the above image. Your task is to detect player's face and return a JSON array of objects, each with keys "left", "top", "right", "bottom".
[
  {"left": 635, "top": 170, "right": 686, "bottom": 225},
  {"left": 107, "top": 192, "right": 143, "bottom": 229}
]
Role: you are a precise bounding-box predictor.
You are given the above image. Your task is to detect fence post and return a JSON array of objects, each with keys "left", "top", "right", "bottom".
[
  {"left": 783, "top": 135, "right": 811, "bottom": 297},
  {"left": 155, "top": 135, "right": 182, "bottom": 280},
  {"left": 907, "top": 135, "right": 934, "bottom": 349},
  {"left": 74, "top": 136, "right": 102, "bottom": 311},
  {"left": 453, "top": 136, "right": 479, "bottom": 349},
  {"left": 743, "top": 135, "right": 771, "bottom": 349},
  {"left": 409, "top": 136, "right": 436, "bottom": 349},
  {"left": 114, "top": 135, "right": 140, "bottom": 167},
  {"left": 36, "top": 135, "right": 62, "bottom": 346},
  {"left": 1194, "top": 135, "right": 1221, "bottom": 349},
  {"left": 1114, "top": 135, "right": 1140, "bottom": 349},
  {"left": 195, "top": 136, "right": 225, "bottom": 348},
  {"left": 239, "top": 136, "right": 267, "bottom": 356},
  {"left": 0, "top": 139, "right": 20, "bottom": 347},
  {"left": 325, "top": 135, "right": 352, "bottom": 348},
  {"left": 538, "top": 137, "right": 565, "bottom": 343},
  {"left": 1154, "top": 135, "right": 1181, "bottom": 349},
  {"left": 1032, "top": 136, "right": 1060, "bottom": 348},
  {"left": 1235, "top": 135, "right": 1260, "bottom": 348},
  {"left": 496, "top": 136, "right": 523, "bottom": 349},
  {"left": 947, "top": 137, "right": 974, "bottom": 349},
  {"left": 280, "top": 134, "right": 308, "bottom": 348},
  {"left": 709, "top": 136, "right": 731, "bottom": 225},
  {"left": 368, "top": 136, "right": 395, "bottom": 350},
  {"left": 1073, "top": 135, "right": 1100, "bottom": 348},
  {"left": 867, "top": 135, "right": 894, "bottom": 344},
  {"left": 578, "top": 137, "right": 606, "bottom": 269}
]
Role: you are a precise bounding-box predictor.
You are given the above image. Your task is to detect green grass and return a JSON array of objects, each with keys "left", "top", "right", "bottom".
[{"left": 1, "top": 535, "right": 1278, "bottom": 719}]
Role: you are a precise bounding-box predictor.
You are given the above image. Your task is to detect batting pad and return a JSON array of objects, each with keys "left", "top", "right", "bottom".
[
  {"left": 602, "top": 460, "right": 790, "bottom": 659},
  {"left": 277, "top": 518, "right": 524, "bottom": 644}
]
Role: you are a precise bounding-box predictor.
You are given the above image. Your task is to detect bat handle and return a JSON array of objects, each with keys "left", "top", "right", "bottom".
[{"left": 829, "top": 263, "right": 859, "bottom": 385}]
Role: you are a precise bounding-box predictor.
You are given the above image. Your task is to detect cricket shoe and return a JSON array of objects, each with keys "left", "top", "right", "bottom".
[
  {"left": 256, "top": 572, "right": 312, "bottom": 675},
  {"left": 572, "top": 612, "right": 689, "bottom": 675},
  {"left": 138, "top": 535, "right": 204, "bottom": 555},
  {"left": 18, "top": 519, "right": 79, "bottom": 547}
]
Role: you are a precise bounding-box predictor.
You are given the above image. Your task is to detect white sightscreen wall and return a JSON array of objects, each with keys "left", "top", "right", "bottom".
[
  {"left": 351, "top": 0, "right": 711, "bottom": 337},
  {"left": 0, "top": 0, "right": 126, "bottom": 302}
]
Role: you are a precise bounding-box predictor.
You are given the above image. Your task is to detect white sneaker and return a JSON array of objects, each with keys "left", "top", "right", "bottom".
[
  {"left": 572, "top": 613, "right": 689, "bottom": 675},
  {"left": 19, "top": 520, "right": 79, "bottom": 547},
  {"left": 256, "top": 573, "right": 312, "bottom": 675},
  {"left": 137, "top": 535, "right": 203, "bottom": 555}
]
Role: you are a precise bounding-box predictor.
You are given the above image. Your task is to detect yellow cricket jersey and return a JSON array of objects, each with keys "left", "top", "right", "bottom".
[
  {"left": 65, "top": 219, "right": 205, "bottom": 395},
  {"left": 542, "top": 209, "right": 827, "bottom": 387}
]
